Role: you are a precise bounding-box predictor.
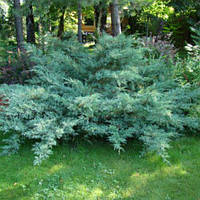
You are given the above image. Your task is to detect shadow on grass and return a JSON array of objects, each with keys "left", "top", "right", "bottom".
[{"left": 0, "top": 187, "right": 29, "bottom": 200}]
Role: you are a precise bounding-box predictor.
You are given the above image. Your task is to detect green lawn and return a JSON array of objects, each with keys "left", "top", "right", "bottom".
[{"left": 0, "top": 137, "right": 200, "bottom": 200}]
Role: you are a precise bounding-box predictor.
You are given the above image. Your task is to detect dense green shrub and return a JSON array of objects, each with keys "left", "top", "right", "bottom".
[
  {"left": 0, "top": 40, "right": 33, "bottom": 84},
  {"left": 0, "top": 61, "right": 32, "bottom": 85},
  {"left": 175, "top": 27, "right": 200, "bottom": 119},
  {"left": 186, "top": 27, "right": 200, "bottom": 58},
  {"left": 0, "top": 34, "right": 199, "bottom": 164},
  {"left": 134, "top": 34, "right": 177, "bottom": 62},
  {"left": 175, "top": 57, "right": 200, "bottom": 85}
]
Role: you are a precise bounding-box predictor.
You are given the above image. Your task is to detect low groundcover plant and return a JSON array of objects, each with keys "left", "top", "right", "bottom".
[{"left": 0, "top": 34, "right": 199, "bottom": 165}]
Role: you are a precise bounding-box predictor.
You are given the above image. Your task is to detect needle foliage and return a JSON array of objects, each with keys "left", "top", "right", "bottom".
[{"left": 0, "top": 34, "right": 199, "bottom": 164}]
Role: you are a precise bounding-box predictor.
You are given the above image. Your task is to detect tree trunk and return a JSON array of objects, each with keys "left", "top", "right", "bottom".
[
  {"left": 110, "top": 0, "right": 121, "bottom": 37},
  {"left": 100, "top": 6, "right": 107, "bottom": 33},
  {"left": 14, "top": 0, "right": 24, "bottom": 52},
  {"left": 95, "top": 2, "right": 107, "bottom": 34},
  {"left": 57, "top": 8, "right": 66, "bottom": 38},
  {"left": 77, "top": 0, "right": 82, "bottom": 43},
  {"left": 94, "top": 5, "right": 100, "bottom": 30},
  {"left": 26, "top": 2, "right": 35, "bottom": 44}
]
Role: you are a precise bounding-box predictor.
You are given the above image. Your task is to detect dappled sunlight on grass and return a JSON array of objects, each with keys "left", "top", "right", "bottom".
[
  {"left": 89, "top": 187, "right": 103, "bottom": 199},
  {"left": 130, "top": 172, "right": 152, "bottom": 181},
  {"left": 160, "top": 164, "right": 188, "bottom": 176},
  {"left": 123, "top": 163, "right": 189, "bottom": 199},
  {"left": 0, "top": 137, "right": 200, "bottom": 199},
  {"left": 49, "top": 164, "right": 64, "bottom": 174}
]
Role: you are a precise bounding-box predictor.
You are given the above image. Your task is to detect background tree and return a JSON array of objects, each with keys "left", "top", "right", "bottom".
[
  {"left": 111, "top": 0, "right": 121, "bottom": 36},
  {"left": 13, "top": 0, "right": 24, "bottom": 51},
  {"left": 94, "top": 1, "right": 108, "bottom": 34},
  {"left": 77, "top": 0, "right": 82, "bottom": 43},
  {"left": 57, "top": 7, "right": 66, "bottom": 38},
  {"left": 25, "top": 0, "right": 35, "bottom": 43}
]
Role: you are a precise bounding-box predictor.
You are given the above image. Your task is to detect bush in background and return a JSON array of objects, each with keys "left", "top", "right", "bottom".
[
  {"left": 175, "top": 27, "right": 200, "bottom": 119},
  {"left": 0, "top": 40, "right": 33, "bottom": 85}
]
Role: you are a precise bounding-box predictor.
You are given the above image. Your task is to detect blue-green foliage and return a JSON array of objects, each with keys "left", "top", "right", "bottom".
[{"left": 0, "top": 34, "right": 199, "bottom": 164}]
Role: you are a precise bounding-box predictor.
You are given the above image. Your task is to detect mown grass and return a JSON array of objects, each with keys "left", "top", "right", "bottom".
[{"left": 0, "top": 136, "right": 200, "bottom": 200}]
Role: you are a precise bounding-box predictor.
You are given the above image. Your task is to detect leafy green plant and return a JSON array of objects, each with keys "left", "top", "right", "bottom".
[
  {"left": 0, "top": 55, "right": 33, "bottom": 85},
  {"left": 0, "top": 38, "right": 33, "bottom": 85},
  {"left": 175, "top": 57, "right": 200, "bottom": 85},
  {"left": 0, "top": 34, "right": 199, "bottom": 164},
  {"left": 33, "top": 175, "right": 65, "bottom": 200},
  {"left": 185, "top": 27, "right": 200, "bottom": 59},
  {"left": 175, "top": 27, "right": 200, "bottom": 120},
  {"left": 176, "top": 27, "right": 200, "bottom": 85},
  {"left": 135, "top": 34, "right": 177, "bottom": 61}
]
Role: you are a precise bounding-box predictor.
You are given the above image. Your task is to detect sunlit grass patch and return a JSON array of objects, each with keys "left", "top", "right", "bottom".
[{"left": 0, "top": 137, "right": 200, "bottom": 199}]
